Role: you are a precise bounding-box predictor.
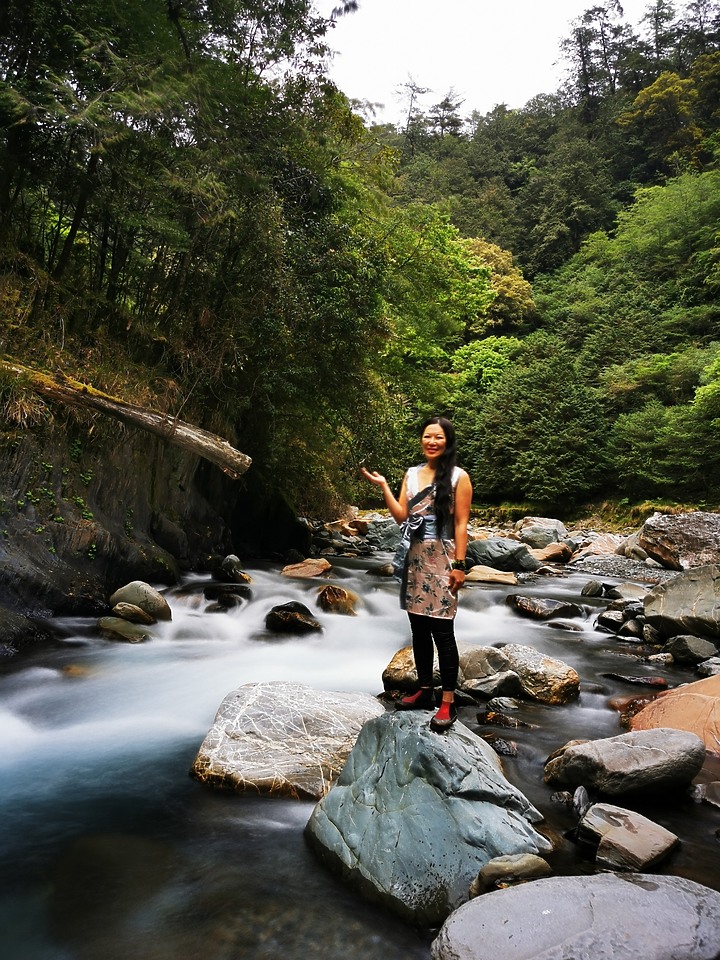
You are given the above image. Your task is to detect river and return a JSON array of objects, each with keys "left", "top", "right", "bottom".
[{"left": 1, "top": 556, "right": 718, "bottom": 960}]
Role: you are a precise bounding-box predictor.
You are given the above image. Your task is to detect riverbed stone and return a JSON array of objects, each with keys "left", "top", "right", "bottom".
[
  {"left": 280, "top": 557, "right": 332, "bottom": 578},
  {"left": 98, "top": 616, "right": 151, "bottom": 642},
  {"left": 666, "top": 633, "right": 718, "bottom": 664},
  {"left": 506, "top": 595, "right": 584, "bottom": 620},
  {"left": 109, "top": 581, "right": 172, "bottom": 621},
  {"left": 619, "top": 531, "right": 649, "bottom": 562},
  {"left": 203, "top": 582, "right": 253, "bottom": 605},
  {"left": 630, "top": 674, "right": 720, "bottom": 754},
  {"left": 569, "top": 532, "right": 626, "bottom": 561},
  {"left": 595, "top": 608, "right": 626, "bottom": 633},
  {"left": 190, "top": 680, "right": 385, "bottom": 800},
  {"left": 698, "top": 657, "right": 720, "bottom": 677},
  {"left": 218, "top": 554, "right": 253, "bottom": 584},
  {"left": 464, "top": 565, "right": 518, "bottom": 585},
  {"left": 111, "top": 601, "right": 156, "bottom": 624},
  {"left": 577, "top": 802, "right": 679, "bottom": 870},
  {"left": 465, "top": 537, "right": 541, "bottom": 572},
  {"left": 544, "top": 727, "right": 706, "bottom": 795},
  {"left": 468, "top": 853, "right": 552, "bottom": 897},
  {"left": 644, "top": 565, "right": 720, "bottom": 639},
  {"left": 638, "top": 511, "right": 720, "bottom": 570},
  {"left": 264, "top": 601, "right": 322, "bottom": 633},
  {"left": 527, "top": 541, "right": 573, "bottom": 563},
  {"left": 458, "top": 644, "right": 523, "bottom": 699},
  {"left": 605, "top": 582, "right": 649, "bottom": 601},
  {"left": 304, "top": 711, "right": 551, "bottom": 928},
  {"left": 316, "top": 584, "right": 359, "bottom": 615},
  {"left": 430, "top": 873, "right": 720, "bottom": 960},
  {"left": 581, "top": 579, "right": 605, "bottom": 597},
  {"left": 382, "top": 645, "right": 445, "bottom": 691},
  {"left": 462, "top": 671, "right": 524, "bottom": 698},
  {"left": 498, "top": 643, "right": 579, "bottom": 704},
  {"left": 514, "top": 516, "right": 568, "bottom": 548}
]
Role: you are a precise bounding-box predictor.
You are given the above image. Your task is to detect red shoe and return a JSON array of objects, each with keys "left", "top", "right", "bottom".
[
  {"left": 430, "top": 702, "right": 457, "bottom": 732},
  {"left": 395, "top": 687, "right": 435, "bottom": 711}
]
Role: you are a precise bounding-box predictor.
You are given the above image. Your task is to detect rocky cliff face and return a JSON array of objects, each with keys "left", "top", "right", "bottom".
[{"left": 0, "top": 418, "right": 235, "bottom": 631}]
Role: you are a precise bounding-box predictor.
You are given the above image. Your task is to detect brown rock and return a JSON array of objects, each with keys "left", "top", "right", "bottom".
[
  {"left": 347, "top": 518, "right": 370, "bottom": 535},
  {"left": 630, "top": 674, "right": 720, "bottom": 755},
  {"left": 281, "top": 557, "right": 332, "bottom": 578},
  {"left": 465, "top": 565, "right": 517, "bottom": 585},
  {"left": 578, "top": 803, "right": 678, "bottom": 870},
  {"left": 112, "top": 602, "right": 156, "bottom": 624},
  {"left": 469, "top": 854, "right": 552, "bottom": 897},
  {"left": 528, "top": 542, "right": 572, "bottom": 563},
  {"left": 316, "top": 584, "right": 359, "bottom": 615},
  {"left": 382, "top": 645, "right": 441, "bottom": 690}
]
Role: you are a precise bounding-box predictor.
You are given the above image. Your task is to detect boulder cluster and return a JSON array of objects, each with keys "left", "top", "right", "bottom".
[{"left": 97, "top": 509, "right": 720, "bottom": 959}]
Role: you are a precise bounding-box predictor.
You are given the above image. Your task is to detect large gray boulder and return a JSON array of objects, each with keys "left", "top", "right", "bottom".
[
  {"left": 305, "top": 712, "right": 551, "bottom": 928},
  {"left": 544, "top": 728, "right": 706, "bottom": 795},
  {"left": 638, "top": 511, "right": 720, "bottom": 570},
  {"left": 367, "top": 518, "right": 402, "bottom": 551},
  {"left": 644, "top": 565, "right": 720, "bottom": 639},
  {"left": 514, "top": 516, "right": 568, "bottom": 549},
  {"left": 466, "top": 537, "right": 542, "bottom": 572},
  {"left": 430, "top": 873, "right": 720, "bottom": 960},
  {"left": 190, "top": 681, "right": 385, "bottom": 799}
]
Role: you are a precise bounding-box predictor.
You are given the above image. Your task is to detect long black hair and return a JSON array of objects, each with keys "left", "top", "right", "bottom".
[{"left": 420, "top": 416, "right": 457, "bottom": 538}]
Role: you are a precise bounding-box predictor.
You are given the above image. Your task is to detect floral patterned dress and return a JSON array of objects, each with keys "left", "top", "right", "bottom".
[{"left": 402, "top": 466, "right": 460, "bottom": 619}]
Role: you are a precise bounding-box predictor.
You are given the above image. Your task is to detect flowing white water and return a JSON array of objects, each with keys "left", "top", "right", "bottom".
[{"left": 0, "top": 558, "right": 718, "bottom": 960}]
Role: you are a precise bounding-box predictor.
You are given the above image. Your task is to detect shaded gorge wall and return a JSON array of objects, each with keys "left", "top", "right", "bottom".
[{"left": 0, "top": 416, "right": 242, "bottom": 633}]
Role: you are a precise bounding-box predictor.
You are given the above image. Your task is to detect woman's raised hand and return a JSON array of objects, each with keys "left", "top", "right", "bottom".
[{"left": 360, "top": 466, "right": 387, "bottom": 487}]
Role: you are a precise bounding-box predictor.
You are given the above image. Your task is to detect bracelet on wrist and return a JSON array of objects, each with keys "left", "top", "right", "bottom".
[{"left": 451, "top": 559, "right": 466, "bottom": 572}]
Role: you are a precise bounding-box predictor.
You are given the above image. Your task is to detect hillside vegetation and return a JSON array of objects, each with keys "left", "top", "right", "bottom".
[{"left": 1, "top": 0, "right": 719, "bottom": 519}]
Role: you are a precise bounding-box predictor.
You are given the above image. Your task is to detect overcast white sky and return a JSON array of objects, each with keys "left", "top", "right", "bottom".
[{"left": 319, "top": 0, "right": 654, "bottom": 125}]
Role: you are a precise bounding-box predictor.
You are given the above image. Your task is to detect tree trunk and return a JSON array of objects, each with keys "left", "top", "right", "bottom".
[
  {"left": 52, "top": 151, "right": 101, "bottom": 282},
  {"left": 4, "top": 361, "right": 251, "bottom": 478}
]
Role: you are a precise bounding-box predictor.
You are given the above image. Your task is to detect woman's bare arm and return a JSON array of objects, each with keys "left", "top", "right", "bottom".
[
  {"left": 360, "top": 467, "right": 408, "bottom": 524},
  {"left": 449, "top": 470, "right": 472, "bottom": 594}
]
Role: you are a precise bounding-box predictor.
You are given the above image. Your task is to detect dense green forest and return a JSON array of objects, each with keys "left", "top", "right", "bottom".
[{"left": 1, "top": 0, "right": 719, "bottom": 518}]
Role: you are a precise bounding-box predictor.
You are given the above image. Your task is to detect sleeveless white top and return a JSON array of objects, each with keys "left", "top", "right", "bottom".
[{"left": 406, "top": 464, "right": 463, "bottom": 498}]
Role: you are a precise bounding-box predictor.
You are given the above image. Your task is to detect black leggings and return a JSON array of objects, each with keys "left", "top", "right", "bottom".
[{"left": 408, "top": 612, "right": 459, "bottom": 692}]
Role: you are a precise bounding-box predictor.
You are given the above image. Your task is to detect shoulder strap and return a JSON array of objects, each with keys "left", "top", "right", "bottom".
[{"left": 406, "top": 465, "right": 420, "bottom": 497}]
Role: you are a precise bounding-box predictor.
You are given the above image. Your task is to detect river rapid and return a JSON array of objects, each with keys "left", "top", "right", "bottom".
[{"left": 1, "top": 556, "right": 719, "bottom": 960}]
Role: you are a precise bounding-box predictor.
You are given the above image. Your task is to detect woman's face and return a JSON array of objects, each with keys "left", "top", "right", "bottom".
[{"left": 421, "top": 424, "right": 447, "bottom": 462}]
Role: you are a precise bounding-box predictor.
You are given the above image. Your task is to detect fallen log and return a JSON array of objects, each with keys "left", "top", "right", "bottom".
[{"left": 3, "top": 361, "right": 251, "bottom": 478}]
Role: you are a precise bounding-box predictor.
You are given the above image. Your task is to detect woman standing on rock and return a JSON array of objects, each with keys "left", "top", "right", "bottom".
[{"left": 361, "top": 416, "right": 472, "bottom": 731}]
